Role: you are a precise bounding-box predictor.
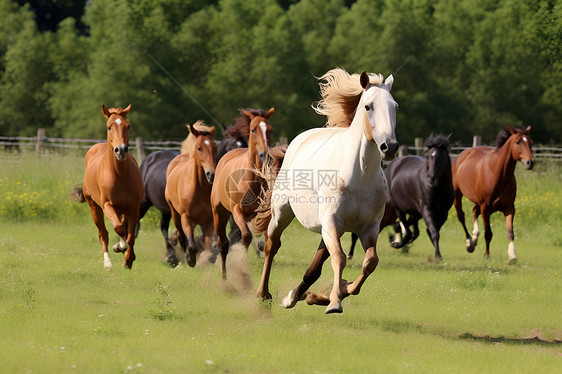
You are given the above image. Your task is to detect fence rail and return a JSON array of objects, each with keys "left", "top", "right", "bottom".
[{"left": 1, "top": 129, "right": 561, "bottom": 163}]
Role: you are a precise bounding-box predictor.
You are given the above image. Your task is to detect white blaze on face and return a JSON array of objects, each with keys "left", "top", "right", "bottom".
[
  {"left": 431, "top": 150, "right": 437, "bottom": 157},
  {"left": 523, "top": 137, "right": 528, "bottom": 142},
  {"left": 260, "top": 121, "right": 268, "bottom": 145},
  {"left": 204, "top": 140, "right": 211, "bottom": 146},
  {"left": 115, "top": 118, "right": 122, "bottom": 126}
]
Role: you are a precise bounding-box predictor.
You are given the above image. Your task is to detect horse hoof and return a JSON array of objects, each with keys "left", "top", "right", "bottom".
[
  {"left": 281, "top": 290, "right": 298, "bottom": 309},
  {"left": 507, "top": 257, "right": 518, "bottom": 265},
  {"left": 325, "top": 302, "right": 343, "bottom": 314},
  {"left": 391, "top": 241, "right": 401, "bottom": 249},
  {"left": 167, "top": 256, "right": 179, "bottom": 267},
  {"left": 186, "top": 255, "right": 196, "bottom": 268}
]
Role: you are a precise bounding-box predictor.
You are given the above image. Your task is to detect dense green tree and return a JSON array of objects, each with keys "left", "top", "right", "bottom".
[{"left": 0, "top": 0, "right": 560, "bottom": 144}]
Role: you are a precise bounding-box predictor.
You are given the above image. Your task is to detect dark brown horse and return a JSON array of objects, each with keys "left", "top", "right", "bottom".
[
  {"left": 452, "top": 126, "right": 533, "bottom": 262},
  {"left": 71, "top": 105, "right": 143, "bottom": 269}
]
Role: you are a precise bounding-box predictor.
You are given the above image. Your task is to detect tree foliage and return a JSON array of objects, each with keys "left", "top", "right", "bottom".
[{"left": 0, "top": 0, "right": 560, "bottom": 145}]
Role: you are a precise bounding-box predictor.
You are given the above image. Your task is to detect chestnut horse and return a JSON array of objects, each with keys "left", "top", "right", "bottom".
[
  {"left": 165, "top": 124, "right": 217, "bottom": 267},
  {"left": 452, "top": 126, "right": 533, "bottom": 262},
  {"left": 72, "top": 105, "right": 143, "bottom": 269},
  {"left": 211, "top": 108, "right": 274, "bottom": 279}
]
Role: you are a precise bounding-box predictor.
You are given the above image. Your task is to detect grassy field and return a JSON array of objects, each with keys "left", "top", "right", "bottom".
[{"left": 0, "top": 152, "right": 561, "bottom": 373}]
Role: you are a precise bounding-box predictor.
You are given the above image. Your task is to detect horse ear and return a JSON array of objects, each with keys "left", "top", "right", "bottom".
[
  {"left": 525, "top": 125, "right": 531, "bottom": 133},
  {"left": 360, "top": 71, "right": 370, "bottom": 89},
  {"left": 102, "top": 105, "right": 110, "bottom": 118},
  {"left": 209, "top": 126, "right": 216, "bottom": 136},
  {"left": 242, "top": 109, "right": 254, "bottom": 120},
  {"left": 265, "top": 107, "right": 275, "bottom": 119},
  {"left": 447, "top": 133, "right": 452, "bottom": 141},
  {"left": 189, "top": 123, "right": 200, "bottom": 137},
  {"left": 508, "top": 125, "right": 516, "bottom": 135},
  {"left": 384, "top": 74, "right": 394, "bottom": 91},
  {"left": 121, "top": 104, "right": 132, "bottom": 117}
]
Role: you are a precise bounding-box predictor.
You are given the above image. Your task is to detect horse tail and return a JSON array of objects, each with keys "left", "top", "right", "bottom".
[
  {"left": 69, "top": 184, "right": 85, "bottom": 203},
  {"left": 247, "top": 145, "right": 287, "bottom": 235}
]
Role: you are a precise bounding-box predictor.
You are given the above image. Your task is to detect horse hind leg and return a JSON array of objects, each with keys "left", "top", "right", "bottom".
[
  {"left": 282, "top": 239, "right": 330, "bottom": 309},
  {"left": 470, "top": 205, "right": 481, "bottom": 250},
  {"left": 343, "top": 225, "right": 380, "bottom": 299},
  {"left": 505, "top": 211, "right": 517, "bottom": 263},
  {"left": 453, "top": 191, "right": 475, "bottom": 252},
  {"left": 481, "top": 207, "right": 492, "bottom": 259}
]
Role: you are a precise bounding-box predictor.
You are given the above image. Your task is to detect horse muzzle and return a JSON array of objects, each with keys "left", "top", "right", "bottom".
[
  {"left": 205, "top": 171, "right": 215, "bottom": 184},
  {"left": 380, "top": 140, "right": 399, "bottom": 161},
  {"left": 522, "top": 158, "right": 534, "bottom": 170},
  {"left": 114, "top": 144, "right": 128, "bottom": 161},
  {"left": 258, "top": 152, "right": 265, "bottom": 162}
]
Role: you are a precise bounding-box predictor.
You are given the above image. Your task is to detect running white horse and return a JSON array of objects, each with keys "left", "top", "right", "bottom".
[{"left": 254, "top": 68, "right": 399, "bottom": 314}]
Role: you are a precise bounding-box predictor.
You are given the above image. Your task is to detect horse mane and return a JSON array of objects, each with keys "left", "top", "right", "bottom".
[
  {"left": 495, "top": 129, "right": 512, "bottom": 148},
  {"left": 312, "top": 67, "right": 383, "bottom": 127},
  {"left": 222, "top": 108, "right": 269, "bottom": 139},
  {"left": 424, "top": 134, "right": 450, "bottom": 151},
  {"left": 247, "top": 145, "right": 287, "bottom": 235},
  {"left": 181, "top": 120, "right": 214, "bottom": 154}
]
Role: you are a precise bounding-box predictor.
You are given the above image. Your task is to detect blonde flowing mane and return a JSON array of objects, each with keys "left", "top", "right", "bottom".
[
  {"left": 313, "top": 68, "right": 383, "bottom": 127},
  {"left": 181, "top": 120, "right": 214, "bottom": 154}
]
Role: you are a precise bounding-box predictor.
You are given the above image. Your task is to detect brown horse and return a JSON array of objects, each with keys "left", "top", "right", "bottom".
[
  {"left": 73, "top": 105, "right": 144, "bottom": 269},
  {"left": 165, "top": 124, "right": 217, "bottom": 267},
  {"left": 211, "top": 107, "right": 274, "bottom": 279},
  {"left": 452, "top": 126, "right": 533, "bottom": 262}
]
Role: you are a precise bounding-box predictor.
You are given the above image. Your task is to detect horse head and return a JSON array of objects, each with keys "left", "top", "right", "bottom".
[
  {"left": 102, "top": 104, "right": 132, "bottom": 161},
  {"left": 424, "top": 134, "right": 452, "bottom": 187},
  {"left": 509, "top": 126, "right": 534, "bottom": 170},
  {"left": 243, "top": 107, "right": 274, "bottom": 165},
  {"left": 359, "top": 71, "right": 399, "bottom": 161},
  {"left": 190, "top": 124, "right": 217, "bottom": 183}
]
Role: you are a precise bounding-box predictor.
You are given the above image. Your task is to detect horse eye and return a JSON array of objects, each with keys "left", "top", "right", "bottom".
[
  {"left": 365, "top": 105, "right": 370, "bottom": 111},
  {"left": 251, "top": 129, "right": 255, "bottom": 133},
  {"left": 108, "top": 126, "right": 112, "bottom": 131},
  {"left": 197, "top": 147, "right": 202, "bottom": 152}
]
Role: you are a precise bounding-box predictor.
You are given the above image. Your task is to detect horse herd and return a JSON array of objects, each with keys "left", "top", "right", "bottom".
[{"left": 71, "top": 68, "right": 534, "bottom": 314}]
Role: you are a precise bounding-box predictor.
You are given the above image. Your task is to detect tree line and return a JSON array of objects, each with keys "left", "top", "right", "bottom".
[{"left": 0, "top": 0, "right": 560, "bottom": 145}]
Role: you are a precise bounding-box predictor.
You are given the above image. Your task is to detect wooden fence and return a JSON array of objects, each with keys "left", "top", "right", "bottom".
[{"left": 1, "top": 128, "right": 561, "bottom": 164}]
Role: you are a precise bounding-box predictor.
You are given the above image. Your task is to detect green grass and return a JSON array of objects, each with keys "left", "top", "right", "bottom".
[{"left": 0, "top": 152, "right": 561, "bottom": 373}]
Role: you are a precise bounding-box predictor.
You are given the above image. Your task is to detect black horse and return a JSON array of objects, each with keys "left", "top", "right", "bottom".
[
  {"left": 138, "top": 108, "right": 268, "bottom": 266},
  {"left": 385, "top": 134, "right": 454, "bottom": 260}
]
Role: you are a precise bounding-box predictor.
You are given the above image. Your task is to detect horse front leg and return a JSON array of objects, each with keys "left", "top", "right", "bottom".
[
  {"left": 504, "top": 208, "right": 517, "bottom": 262},
  {"left": 281, "top": 239, "right": 330, "bottom": 308},
  {"left": 123, "top": 214, "right": 138, "bottom": 269},
  {"left": 256, "top": 204, "right": 294, "bottom": 301},
  {"left": 212, "top": 203, "right": 230, "bottom": 279},
  {"left": 180, "top": 213, "right": 197, "bottom": 267},
  {"left": 202, "top": 222, "right": 218, "bottom": 264},
  {"left": 87, "top": 199, "right": 111, "bottom": 268},
  {"left": 320, "top": 222, "right": 346, "bottom": 314},
  {"left": 422, "top": 209, "right": 442, "bottom": 260}
]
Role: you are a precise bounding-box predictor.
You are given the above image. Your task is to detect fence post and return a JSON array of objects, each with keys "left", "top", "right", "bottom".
[
  {"left": 414, "top": 137, "right": 423, "bottom": 155},
  {"left": 135, "top": 137, "right": 146, "bottom": 165},
  {"left": 473, "top": 135, "right": 482, "bottom": 147},
  {"left": 36, "top": 128, "right": 45, "bottom": 155},
  {"left": 398, "top": 145, "right": 409, "bottom": 157}
]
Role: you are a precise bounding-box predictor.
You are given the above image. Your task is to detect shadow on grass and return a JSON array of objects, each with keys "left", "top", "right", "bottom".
[{"left": 458, "top": 332, "right": 562, "bottom": 346}]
